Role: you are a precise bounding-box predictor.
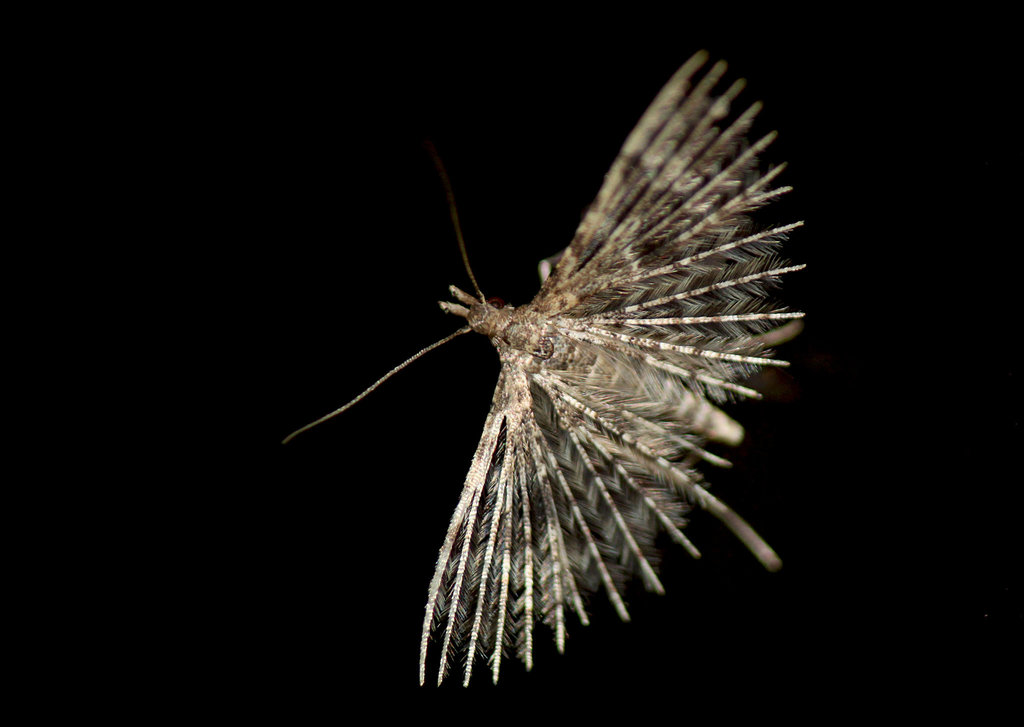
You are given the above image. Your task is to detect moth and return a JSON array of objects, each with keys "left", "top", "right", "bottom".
[{"left": 285, "top": 51, "right": 804, "bottom": 686}]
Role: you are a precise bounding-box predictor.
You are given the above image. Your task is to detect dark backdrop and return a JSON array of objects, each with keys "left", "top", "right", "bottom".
[{"left": 143, "top": 10, "right": 1020, "bottom": 705}]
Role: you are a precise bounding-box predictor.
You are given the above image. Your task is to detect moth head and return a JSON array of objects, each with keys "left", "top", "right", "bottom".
[
  {"left": 439, "top": 285, "right": 514, "bottom": 339},
  {"left": 467, "top": 296, "right": 514, "bottom": 339}
]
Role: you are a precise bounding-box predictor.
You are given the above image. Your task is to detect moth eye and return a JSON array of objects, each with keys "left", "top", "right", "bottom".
[{"left": 487, "top": 296, "right": 506, "bottom": 308}]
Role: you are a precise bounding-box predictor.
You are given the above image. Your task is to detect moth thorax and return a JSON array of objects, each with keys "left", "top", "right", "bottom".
[{"left": 504, "top": 321, "right": 554, "bottom": 360}]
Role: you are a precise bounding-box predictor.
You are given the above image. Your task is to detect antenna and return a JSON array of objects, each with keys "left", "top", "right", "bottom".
[
  {"left": 282, "top": 326, "right": 471, "bottom": 444},
  {"left": 423, "top": 140, "right": 485, "bottom": 300},
  {"left": 283, "top": 144, "right": 484, "bottom": 445}
]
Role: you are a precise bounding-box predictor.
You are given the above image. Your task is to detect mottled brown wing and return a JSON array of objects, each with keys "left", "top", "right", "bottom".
[{"left": 529, "top": 50, "right": 799, "bottom": 319}]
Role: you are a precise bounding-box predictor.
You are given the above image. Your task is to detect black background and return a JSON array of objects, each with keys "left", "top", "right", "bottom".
[{"left": 125, "top": 8, "right": 1020, "bottom": 706}]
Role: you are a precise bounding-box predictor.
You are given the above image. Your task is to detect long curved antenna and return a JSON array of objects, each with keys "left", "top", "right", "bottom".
[
  {"left": 423, "top": 140, "right": 485, "bottom": 300},
  {"left": 282, "top": 326, "right": 472, "bottom": 444}
]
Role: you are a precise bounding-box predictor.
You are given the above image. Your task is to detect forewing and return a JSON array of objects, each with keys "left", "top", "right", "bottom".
[{"left": 531, "top": 50, "right": 801, "bottom": 319}]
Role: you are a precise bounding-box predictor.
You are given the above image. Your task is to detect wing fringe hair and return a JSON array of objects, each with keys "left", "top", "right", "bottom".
[{"left": 420, "top": 51, "right": 803, "bottom": 686}]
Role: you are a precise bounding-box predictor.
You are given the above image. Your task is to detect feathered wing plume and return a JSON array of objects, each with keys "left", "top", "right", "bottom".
[{"left": 420, "top": 51, "right": 804, "bottom": 685}]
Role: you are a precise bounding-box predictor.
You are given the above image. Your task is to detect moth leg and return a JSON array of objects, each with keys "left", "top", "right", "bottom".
[
  {"left": 754, "top": 319, "right": 804, "bottom": 348},
  {"left": 688, "top": 398, "right": 745, "bottom": 447}
]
